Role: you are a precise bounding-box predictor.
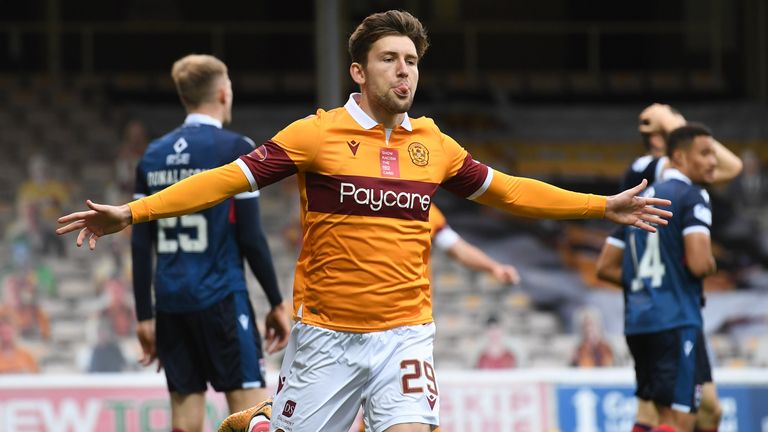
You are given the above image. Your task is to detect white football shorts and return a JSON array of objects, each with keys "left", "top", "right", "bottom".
[{"left": 270, "top": 322, "right": 439, "bottom": 432}]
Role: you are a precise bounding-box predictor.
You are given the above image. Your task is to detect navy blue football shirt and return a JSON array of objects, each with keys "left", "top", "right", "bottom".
[
  {"left": 133, "top": 114, "right": 261, "bottom": 313},
  {"left": 609, "top": 169, "right": 712, "bottom": 334}
]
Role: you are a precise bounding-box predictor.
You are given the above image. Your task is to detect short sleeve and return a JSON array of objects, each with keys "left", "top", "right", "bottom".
[
  {"left": 235, "top": 135, "right": 257, "bottom": 154},
  {"left": 682, "top": 188, "right": 712, "bottom": 236},
  {"left": 621, "top": 156, "right": 664, "bottom": 191},
  {"left": 606, "top": 226, "right": 626, "bottom": 249}
]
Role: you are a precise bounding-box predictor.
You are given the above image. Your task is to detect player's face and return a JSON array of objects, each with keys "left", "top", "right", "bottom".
[
  {"left": 359, "top": 35, "right": 419, "bottom": 114},
  {"left": 684, "top": 135, "right": 717, "bottom": 184}
]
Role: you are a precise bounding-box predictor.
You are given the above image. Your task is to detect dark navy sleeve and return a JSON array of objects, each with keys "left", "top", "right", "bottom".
[
  {"left": 681, "top": 187, "right": 712, "bottom": 235},
  {"left": 621, "top": 156, "right": 662, "bottom": 191},
  {"left": 131, "top": 162, "right": 155, "bottom": 321},
  {"left": 606, "top": 226, "right": 626, "bottom": 248},
  {"left": 234, "top": 135, "right": 257, "bottom": 158},
  {"left": 234, "top": 196, "right": 283, "bottom": 307}
]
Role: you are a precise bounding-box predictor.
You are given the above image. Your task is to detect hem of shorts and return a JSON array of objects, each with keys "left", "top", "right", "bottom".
[
  {"left": 624, "top": 321, "right": 702, "bottom": 336},
  {"left": 298, "top": 317, "right": 434, "bottom": 333},
  {"left": 671, "top": 402, "right": 692, "bottom": 413},
  {"left": 374, "top": 415, "right": 439, "bottom": 432}
]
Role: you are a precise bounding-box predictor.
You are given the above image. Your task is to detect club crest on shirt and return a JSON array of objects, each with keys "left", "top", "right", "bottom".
[
  {"left": 408, "top": 142, "right": 429, "bottom": 166},
  {"left": 346, "top": 139, "right": 361, "bottom": 156}
]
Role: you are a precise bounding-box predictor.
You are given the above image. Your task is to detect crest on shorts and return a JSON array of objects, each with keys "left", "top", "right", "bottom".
[{"left": 408, "top": 142, "right": 429, "bottom": 166}]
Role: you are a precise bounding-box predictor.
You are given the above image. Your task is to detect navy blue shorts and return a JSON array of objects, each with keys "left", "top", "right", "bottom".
[
  {"left": 156, "top": 291, "right": 266, "bottom": 394},
  {"left": 626, "top": 326, "right": 711, "bottom": 413}
]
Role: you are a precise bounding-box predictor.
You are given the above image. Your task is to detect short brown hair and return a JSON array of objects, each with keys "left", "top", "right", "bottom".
[
  {"left": 348, "top": 10, "right": 429, "bottom": 65},
  {"left": 171, "top": 54, "right": 228, "bottom": 108}
]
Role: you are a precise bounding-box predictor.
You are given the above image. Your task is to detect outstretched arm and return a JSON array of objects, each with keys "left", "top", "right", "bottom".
[
  {"left": 57, "top": 162, "right": 251, "bottom": 249},
  {"left": 474, "top": 169, "right": 671, "bottom": 232}
]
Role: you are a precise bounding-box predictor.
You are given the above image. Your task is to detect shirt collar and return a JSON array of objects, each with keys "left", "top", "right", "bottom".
[
  {"left": 344, "top": 93, "right": 412, "bottom": 131},
  {"left": 662, "top": 168, "right": 692, "bottom": 185},
  {"left": 183, "top": 113, "right": 222, "bottom": 129}
]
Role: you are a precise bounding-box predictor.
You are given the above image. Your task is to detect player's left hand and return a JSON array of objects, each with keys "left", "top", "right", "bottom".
[
  {"left": 264, "top": 303, "right": 290, "bottom": 354},
  {"left": 605, "top": 179, "right": 672, "bottom": 233}
]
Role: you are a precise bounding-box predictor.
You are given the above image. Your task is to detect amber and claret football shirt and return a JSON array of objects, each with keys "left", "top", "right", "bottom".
[{"left": 129, "top": 94, "right": 606, "bottom": 332}]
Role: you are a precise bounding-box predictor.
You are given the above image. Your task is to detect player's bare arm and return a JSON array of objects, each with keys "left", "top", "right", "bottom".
[
  {"left": 596, "top": 242, "right": 624, "bottom": 286},
  {"left": 684, "top": 232, "right": 717, "bottom": 278},
  {"left": 711, "top": 139, "right": 743, "bottom": 183},
  {"left": 447, "top": 239, "right": 521, "bottom": 285}
]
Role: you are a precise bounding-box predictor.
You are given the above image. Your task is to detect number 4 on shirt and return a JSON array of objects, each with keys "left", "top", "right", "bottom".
[{"left": 630, "top": 231, "right": 665, "bottom": 291}]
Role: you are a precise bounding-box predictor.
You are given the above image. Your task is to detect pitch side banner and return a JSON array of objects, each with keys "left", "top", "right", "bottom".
[
  {"left": 0, "top": 372, "right": 550, "bottom": 432},
  {"left": 3, "top": 369, "right": 765, "bottom": 431},
  {"left": 0, "top": 376, "right": 228, "bottom": 432},
  {"left": 556, "top": 369, "right": 768, "bottom": 432},
  {"left": 556, "top": 385, "right": 768, "bottom": 432}
]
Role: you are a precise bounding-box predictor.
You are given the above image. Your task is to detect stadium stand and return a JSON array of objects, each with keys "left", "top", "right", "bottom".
[{"left": 1, "top": 71, "right": 768, "bottom": 374}]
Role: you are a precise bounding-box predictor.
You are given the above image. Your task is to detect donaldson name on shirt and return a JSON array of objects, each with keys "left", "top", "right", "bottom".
[{"left": 147, "top": 168, "right": 207, "bottom": 188}]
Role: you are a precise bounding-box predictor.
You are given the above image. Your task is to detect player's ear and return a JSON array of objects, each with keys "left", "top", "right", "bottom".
[
  {"left": 671, "top": 148, "right": 685, "bottom": 166},
  {"left": 350, "top": 62, "right": 365, "bottom": 86},
  {"left": 216, "top": 84, "right": 228, "bottom": 105}
]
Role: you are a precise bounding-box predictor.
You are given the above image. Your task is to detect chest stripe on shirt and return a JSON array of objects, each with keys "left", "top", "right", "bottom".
[{"left": 305, "top": 172, "right": 438, "bottom": 221}]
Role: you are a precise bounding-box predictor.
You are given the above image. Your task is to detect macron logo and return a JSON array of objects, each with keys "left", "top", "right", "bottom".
[
  {"left": 238, "top": 314, "right": 249, "bottom": 330},
  {"left": 347, "top": 140, "right": 361, "bottom": 156},
  {"left": 684, "top": 340, "right": 694, "bottom": 357}
]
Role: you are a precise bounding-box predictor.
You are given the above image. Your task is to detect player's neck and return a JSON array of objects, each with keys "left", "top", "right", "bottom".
[
  {"left": 357, "top": 95, "right": 404, "bottom": 129},
  {"left": 187, "top": 105, "right": 225, "bottom": 124}
]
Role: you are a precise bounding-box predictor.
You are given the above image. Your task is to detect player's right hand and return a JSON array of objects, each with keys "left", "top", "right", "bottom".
[
  {"left": 639, "top": 103, "right": 685, "bottom": 135},
  {"left": 136, "top": 319, "right": 161, "bottom": 371},
  {"left": 56, "top": 200, "right": 133, "bottom": 250},
  {"left": 264, "top": 303, "right": 291, "bottom": 354}
]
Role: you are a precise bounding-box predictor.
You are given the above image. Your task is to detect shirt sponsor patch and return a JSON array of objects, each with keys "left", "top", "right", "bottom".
[{"left": 380, "top": 148, "right": 400, "bottom": 178}]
